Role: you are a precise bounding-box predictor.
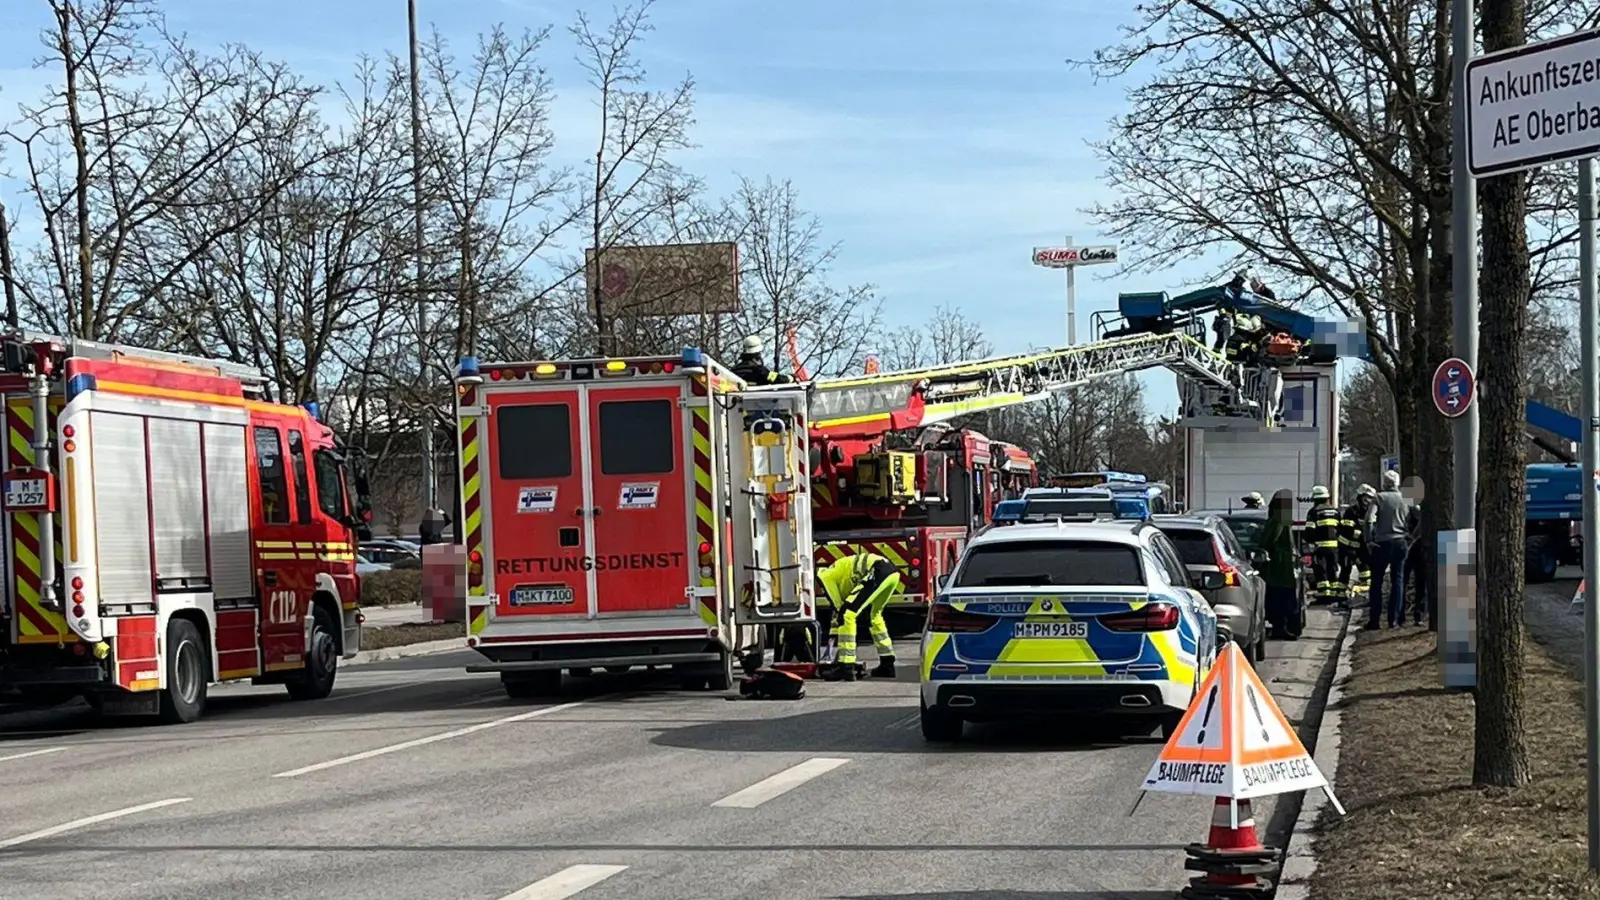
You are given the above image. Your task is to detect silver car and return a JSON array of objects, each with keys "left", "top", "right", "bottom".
[{"left": 1151, "top": 514, "right": 1268, "bottom": 662}]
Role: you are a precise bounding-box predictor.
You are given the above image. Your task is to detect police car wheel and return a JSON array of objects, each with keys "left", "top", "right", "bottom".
[
  {"left": 920, "top": 698, "right": 963, "bottom": 742},
  {"left": 1160, "top": 711, "right": 1185, "bottom": 739}
]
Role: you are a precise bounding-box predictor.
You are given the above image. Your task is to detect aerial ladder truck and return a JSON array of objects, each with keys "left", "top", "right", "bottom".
[{"left": 451, "top": 312, "right": 1284, "bottom": 693}]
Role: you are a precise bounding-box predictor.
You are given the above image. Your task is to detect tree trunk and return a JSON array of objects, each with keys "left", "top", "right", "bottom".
[
  {"left": 1426, "top": 200, "right": 1455, "bottom": 531},
  {"left": 1472, "top": 0, "right": 1531, "bottom": 789}
]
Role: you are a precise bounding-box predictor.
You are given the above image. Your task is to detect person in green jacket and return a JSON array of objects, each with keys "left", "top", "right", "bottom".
[{"left": 1261, "top": 488, "right": 1302, "bottom": 640}]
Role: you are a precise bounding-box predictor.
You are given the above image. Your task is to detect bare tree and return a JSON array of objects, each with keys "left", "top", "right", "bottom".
[
  {"left": 570, "top": 0, "right": 699, "bottom": 355},
  {"left": 879, "top": 303, "right": 992, "bottom": 371},
  {"left": 1, "top": 0, "right": 322, "bottom": 341},
  {"left": 1473, "top": 0, "right": 1531, "bottom": 791}
]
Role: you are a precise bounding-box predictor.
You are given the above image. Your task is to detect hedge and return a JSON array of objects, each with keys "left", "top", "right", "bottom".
[{"left": 361, "top": 569, "right": 421, "bottom": 607}]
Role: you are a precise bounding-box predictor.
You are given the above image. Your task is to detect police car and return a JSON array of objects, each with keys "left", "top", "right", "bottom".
[{"left": 918, "top": 519, "right": 1226, "bottom": 742}]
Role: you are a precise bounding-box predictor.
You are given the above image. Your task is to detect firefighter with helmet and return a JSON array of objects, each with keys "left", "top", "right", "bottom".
[
  {"left": 1305, "top": 485, "right": 1343, "bottom": 603},
  {"left": 1241, "top": 491, "right": 1264, "bottom": 510},
  {"left": 1338, "top": 484, "right": 1377, "bottom": 597},
  {"left": 731, "top": 335, "right": 794, "bottom": 386},
  {"left": 816, "top": 551, "right": 899, "bottom": 681}
]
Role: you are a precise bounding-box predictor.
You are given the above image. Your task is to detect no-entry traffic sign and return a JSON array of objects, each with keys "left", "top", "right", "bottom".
[{"left": 1432, "top": 357, "right": 1476, "bottom": 418}]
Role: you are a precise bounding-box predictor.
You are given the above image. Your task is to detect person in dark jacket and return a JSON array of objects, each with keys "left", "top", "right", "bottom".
[
  {"left": 1261, "top": 488, "right": 1301, "bottom": 639},
  {"left": 1404, "top": 481, "right": 1434, "bottom": 629},
  {"left": 1337, "top": 484, "right": 1376, "bottom": 597},
  {"left": 731, "top": 335, "right": 794, "bottom": 385},
  {"left": 1366, "top": 470, "right": 1418, "bottom": 629}
]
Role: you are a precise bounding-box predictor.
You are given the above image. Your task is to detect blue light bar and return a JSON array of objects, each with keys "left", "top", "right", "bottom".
[
  {"left": 680, "top": 347, "right": 706, "bottom": 367},
  {"left": 65, "top": 373, "right": 97, "bottom": 402},
  {"left": 458, "top": 356, "right": 481, "bottom": 378},
  {"left": 303, "top": 401, "right": 321, "bottom": 421}
]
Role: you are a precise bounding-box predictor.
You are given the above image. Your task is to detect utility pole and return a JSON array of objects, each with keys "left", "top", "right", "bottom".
[
  {"left": 1579, "top": 156, "right": 1600, "bottom": 872},
  {"left": 1063, "top": 235, "right": 1077, "bottom": 346},
  {"left": 1450, "top": 0, "right": 1478, "bottom": 534},
  {"left": 409, "top": 0, "right": 436, "bottom": 515}
]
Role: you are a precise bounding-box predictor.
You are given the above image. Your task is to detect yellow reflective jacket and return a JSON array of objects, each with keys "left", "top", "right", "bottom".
[{"left": 817, "top": 553, "right": 889, "bottom": 606}]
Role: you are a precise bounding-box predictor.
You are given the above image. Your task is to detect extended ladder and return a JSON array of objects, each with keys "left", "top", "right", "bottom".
[{"left": 803, "top": 327, "right": 1276, "bottom": 434}]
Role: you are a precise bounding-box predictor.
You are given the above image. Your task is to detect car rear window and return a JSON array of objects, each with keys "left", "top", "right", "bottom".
[
  {"left": 954, "top": 541, "right": 1145, "bottom": 587},
  {"left": 1161, "top": 529, "right": 1218, "bottom": 566},
  {"left": 1224, "top": 517, "right": 1266, "bottom": 549}
]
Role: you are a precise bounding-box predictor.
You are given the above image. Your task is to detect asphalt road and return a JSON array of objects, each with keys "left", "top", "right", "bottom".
[{"left": 0, "top": 609, "right": 1345, "bottom": 900}]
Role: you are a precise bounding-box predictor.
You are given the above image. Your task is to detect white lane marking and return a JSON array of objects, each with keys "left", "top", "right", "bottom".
[
  {"left": 499, "top": 865, "right": 629, "bottom": 900},
  {"left": 885, "top": 713, "right": 918, "bottom": 731},
  {"left": 711, "top": 757, "right": 850, "bottom": 809},
  {"left": 0, "top": 747, "right": 65, "bottom": 763},
  {"left": 324, "top": 682, "right": 419, "bottom": 703},
  {"left": 272, "top": 699, "right": 595, "bottom": 778},
  {"left": 0, "top": 797, "right": 191, "bottom": 849}
]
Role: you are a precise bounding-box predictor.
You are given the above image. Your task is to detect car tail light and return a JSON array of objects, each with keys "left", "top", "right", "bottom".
[
  {"left": 1213, "top": 537, "right": 1240, "bottom": 587},
  {"left": 1100, "top": 602, "right": 1181, "bottom": 632},
  {"left": 927, "top": 604, "right": 997, "bottom": 633}
]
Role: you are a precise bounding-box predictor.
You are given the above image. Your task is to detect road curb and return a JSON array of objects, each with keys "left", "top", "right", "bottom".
[
  {"left": 342, "top": 638, "right": 465, "bottom": 667},
  {"left": 1274, "top": 607, "right": 1356, "bottom": 899}
]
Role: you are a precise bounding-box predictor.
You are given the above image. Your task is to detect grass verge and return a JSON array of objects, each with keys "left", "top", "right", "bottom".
[
  {"left": 360, "top": 622, "right": 461, "bottom": 651},
  {"left": 1309, "top": 625, "right": 1599, "bottom": 899}
]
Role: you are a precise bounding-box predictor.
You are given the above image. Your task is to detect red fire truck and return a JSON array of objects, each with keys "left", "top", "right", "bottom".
[
  {"left": 0, "top": 333, "right": 369, "bottom": 723},
  {"left": 809, "top": 422, "right": 1038, "bottom": 629}
]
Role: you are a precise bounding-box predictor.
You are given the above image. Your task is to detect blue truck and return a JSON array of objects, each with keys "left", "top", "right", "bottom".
[{"left": 1525, "top": 399, "right": 1584, "bottom": 582}]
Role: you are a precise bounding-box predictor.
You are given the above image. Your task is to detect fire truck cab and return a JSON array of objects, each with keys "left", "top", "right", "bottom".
[
  {"left": 455, "top": 349, "right": 816, "bottom": 698},
  {"left": 0, "top": 333, "right": 368, "bottom": 723}
]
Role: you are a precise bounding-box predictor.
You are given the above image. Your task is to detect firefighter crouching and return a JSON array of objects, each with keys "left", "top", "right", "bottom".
[
  {"left": 1338, "top": 484, "right": 1376, "bottom": 597},
  {"left": 1305, "top": 486, "right": 1343, "bottom": 603},
  {"left": 817, "top": 552, "right": 899, "bottom": 682}
]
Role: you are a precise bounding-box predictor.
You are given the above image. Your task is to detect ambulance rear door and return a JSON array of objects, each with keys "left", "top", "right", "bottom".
[
  {"left": 484, "top": 386, "right": 589, "bottom": 619},
  {"left": 584, "top": 380, "right": 694, "bottom": 617}
]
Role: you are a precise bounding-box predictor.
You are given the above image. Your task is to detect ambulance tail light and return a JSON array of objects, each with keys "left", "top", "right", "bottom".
[
  {"left": 533, "top": 363, "right": 558, "bottom": 377},
  {"left": 1100, "top": 602, "right": 1181, "bottom": 632},
  {"left": 927, "top": 603, "right": 996, "bottom": 633},
  {"left": 697, "top": 540, "right": 713, "bottom": 578},
  {"left": 467, "top": 549, "right": 482, "bottom": 576},
  {"left": 909, "top": 555, "right": 922, "bottom": 580}
]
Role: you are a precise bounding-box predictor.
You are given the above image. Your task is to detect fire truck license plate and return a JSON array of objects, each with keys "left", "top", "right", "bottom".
[
  {"left": 4, "top": 478, "right": 45, "bottom": 508},
  {"left": 1012, "top": 621, "right": 1088, "bottom": 639},
  {"left": 510, "top": 585, "right": 575, "bottom": 607}
]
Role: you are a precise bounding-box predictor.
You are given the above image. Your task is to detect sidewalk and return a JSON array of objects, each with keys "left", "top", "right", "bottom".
[{"left": 1301, "top": 585, "right": 1600, "bottom": 899}]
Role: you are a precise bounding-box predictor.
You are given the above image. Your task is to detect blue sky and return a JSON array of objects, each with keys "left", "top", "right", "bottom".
[{"left": 0, "top": 0, "right": 1236, "bottom": 415}]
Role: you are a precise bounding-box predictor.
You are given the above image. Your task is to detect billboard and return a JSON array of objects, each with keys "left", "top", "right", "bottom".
[
  {"left": 585, "top": 241, "right": 741, "bottom": 318},
  {"left": 1030, "top": 245, "right": 1118, "bottom": 268}
]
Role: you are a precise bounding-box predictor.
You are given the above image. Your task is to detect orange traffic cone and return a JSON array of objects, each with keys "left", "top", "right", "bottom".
[{"left": 1180, "top": 797, "right": 1279, "bottom": 899}]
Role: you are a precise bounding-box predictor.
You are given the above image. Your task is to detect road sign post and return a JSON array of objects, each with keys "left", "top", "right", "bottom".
[
  {"left": 1031, "top": 241, "right": 1118, "bottom": 346},
  {"left": 1431, "top": 357, "right": 1476, "bottom": 418},
  {"left": 1465, "top": 23, "right": 1600, "bottom": 872}
]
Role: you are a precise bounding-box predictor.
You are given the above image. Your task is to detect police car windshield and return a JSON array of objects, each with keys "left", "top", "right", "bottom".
[{"left": 955, "top": 541, "right": 1144, "bottom": 587}]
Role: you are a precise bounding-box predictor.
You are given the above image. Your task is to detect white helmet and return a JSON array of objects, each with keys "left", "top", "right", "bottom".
[
  {"left": 742, "top": 335, "right": 763, "bottom": 355},
  {"left": 1310, "top": 485, "right": 1330, "bottom": 500},
  {"left": 1358, "top": 483, "right": 1377, "bottom": 498},
  {"left": 1243, "top": 491, "right": 1263, "bottom": 505}
]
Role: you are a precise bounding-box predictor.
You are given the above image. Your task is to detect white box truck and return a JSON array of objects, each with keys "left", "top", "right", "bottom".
[{"left": 1184, "top": 365, "right": 1339, "bottom": 524}]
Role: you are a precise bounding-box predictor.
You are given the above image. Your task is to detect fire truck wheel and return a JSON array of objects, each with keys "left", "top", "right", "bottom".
[
  {"left": 158, "top": 618, "right": 208, "bottom": 725},
  {"left": 675, "top": 653, "right": 734, "bottom": 691},
  {"left": 286, "top": 606, "right": 339, "bottom": 701},
  {"left": 502, "top": 670, "right": 562, "bottom": 699}
]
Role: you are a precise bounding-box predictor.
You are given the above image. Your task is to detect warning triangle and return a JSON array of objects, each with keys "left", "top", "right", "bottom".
[{"left": 1140, "top": 641, "right": 1338, "bottom": 805}]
